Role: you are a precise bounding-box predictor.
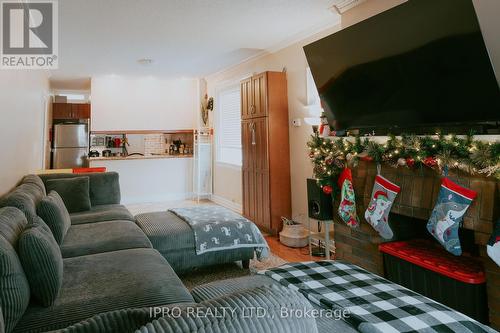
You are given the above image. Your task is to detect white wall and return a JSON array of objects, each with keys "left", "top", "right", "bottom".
[
  {"left": 472, "top": 0, "right": 500, "bottom": 83},
  {"left": 205, "top": 0, "right": 500, "bottom": 225},
  {"left": 91, "top": 75, "right": 199, "bottom": 131},
  {"left": 89, "top": 75, "right": 199, "bottom": 203},
  {"left": 0, "top": 71, "right": 49, "bottom": 195}
]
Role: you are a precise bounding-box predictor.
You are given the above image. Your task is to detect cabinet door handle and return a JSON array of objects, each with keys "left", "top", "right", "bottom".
[
  {"left": 250, "top": 105, "right": 256, "bottom": 114},
  {"left": 250, "top": 123, "right": 256, "bottom": 146}
]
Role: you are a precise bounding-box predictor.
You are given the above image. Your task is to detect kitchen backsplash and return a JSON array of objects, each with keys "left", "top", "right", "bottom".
[
  {"left": 144, "top": 134, "right": 165, "bottom": 155},
  {"left": 90, "top": 132, "right": 194, "bottom": 156}
]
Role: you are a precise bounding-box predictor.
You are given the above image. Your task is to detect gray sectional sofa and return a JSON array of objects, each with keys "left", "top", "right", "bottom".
[
  {"left": 0, "top": 173, "right": 194, "bottom": 333},
  {"left": 0, "top": 172, "right": 314, "bottom": 333}
]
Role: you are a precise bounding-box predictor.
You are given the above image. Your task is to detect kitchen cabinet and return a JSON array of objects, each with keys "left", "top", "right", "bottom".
[
  {"left": 241, "top": 71, "right": 291, "bottom": 234},
  {"left": 53, "top": 103, "right": 91, "bottom": 120}
]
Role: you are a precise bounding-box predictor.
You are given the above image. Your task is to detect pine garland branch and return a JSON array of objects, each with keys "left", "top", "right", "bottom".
[{"left": 307, "top": 133, "right": 500, "bottom": 181}]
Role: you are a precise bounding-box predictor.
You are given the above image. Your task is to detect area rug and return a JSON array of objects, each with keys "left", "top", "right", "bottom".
[{"left": 178, "top": 253, "right": 287, "bottom": 290}]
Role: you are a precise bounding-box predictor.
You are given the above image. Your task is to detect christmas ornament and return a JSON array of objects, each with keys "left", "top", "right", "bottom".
[
  {"left": 364, "top": 175, "right": 401, "bottom": 239},
  {"left": 337, "top": 168, "right": 359, "bottom": 228},
  {"left": 306, "top": 132, "right": 500, "bottom": 181},
  {"left": 423, "top": 156, "right": 437, "bottom": 167},
  {"left": 426, "top": 178, "right": 477, "bottom": 256},
  {"left": 486, "top": 220, "right": 500, "bottom": 267},
  {"left": 322, "top": 185, "right": 333, "bottom": 195}
]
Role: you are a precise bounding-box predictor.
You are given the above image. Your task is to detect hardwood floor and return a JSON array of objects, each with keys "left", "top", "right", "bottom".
[{"left": 265, "top": 235, "right": 325, "bottom": 263}]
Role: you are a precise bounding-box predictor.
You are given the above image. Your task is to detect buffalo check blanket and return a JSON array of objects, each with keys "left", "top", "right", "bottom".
[{"left": 259, "top": 261, "right": 496, "bottom": 333}]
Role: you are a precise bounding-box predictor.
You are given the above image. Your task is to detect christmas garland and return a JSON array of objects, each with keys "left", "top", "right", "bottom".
[{"left": 307, "top": 133, "right": 500, "bottom": 188}]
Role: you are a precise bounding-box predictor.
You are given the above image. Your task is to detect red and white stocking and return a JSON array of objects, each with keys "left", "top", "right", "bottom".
[{"left": 364, "top": 175, "right": 401, "bottom": 239}]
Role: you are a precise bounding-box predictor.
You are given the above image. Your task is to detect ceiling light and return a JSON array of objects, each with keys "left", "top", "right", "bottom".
[
  {"left": 330, "top": 0, "right": 366, "bottom": 14},
  {"left": 137, "top": 58, "right": 154, "bottom": 65}
]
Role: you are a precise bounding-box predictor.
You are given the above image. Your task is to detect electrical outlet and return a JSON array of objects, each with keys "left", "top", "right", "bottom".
[{"left": 292, "top": 118, "right": 302, "bottom": 127}]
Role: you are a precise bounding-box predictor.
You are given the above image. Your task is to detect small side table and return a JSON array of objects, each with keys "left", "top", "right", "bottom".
[{"left": 308, "top": 218, "right": 335, "bottom": 260}]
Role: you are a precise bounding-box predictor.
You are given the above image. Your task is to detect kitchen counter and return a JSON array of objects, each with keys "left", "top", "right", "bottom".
[
  {"left": 89, "top": 154, "right": 193, "bottom": 203},
  {"left": 88, "top": 154, "right": 193, "bottom": 161}
]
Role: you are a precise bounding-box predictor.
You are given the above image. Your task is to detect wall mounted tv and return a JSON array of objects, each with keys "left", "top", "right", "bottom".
[{"left": 304, "top": 0, "right": 500, "bottom": 135}]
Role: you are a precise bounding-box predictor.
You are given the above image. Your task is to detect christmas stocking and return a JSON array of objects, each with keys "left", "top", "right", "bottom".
[
  {"left": 364, "top": 175, "right": 400, "bottom": 239},
  {"left": 337, "top": 168, "right": 359, "bottom": 228},
  {"left": 487, "top": 220, "right": 500, "bottom": 267},
  {"left": 426, "top": 178, "right": 477, "bottom": 256}
]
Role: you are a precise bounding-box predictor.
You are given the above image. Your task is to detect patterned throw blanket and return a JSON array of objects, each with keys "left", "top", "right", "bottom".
[
  {"left": 169, "top": 206, "right": 269, "bottom": 260},
  {"left": 259, "top": 261, "right": 496, "bottom": 333}
]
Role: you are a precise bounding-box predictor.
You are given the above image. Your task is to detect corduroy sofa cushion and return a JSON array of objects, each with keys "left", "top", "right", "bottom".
[
  {"left": 191, "top": 276, "right": 357, "bottom": 333},
  {"left": 0, "top": 235, "right": 30, "bottom": 333},
  {"left": 55, "top": 286, "right": 319, "bottom": 333},
  {"left": 135, "top": 211, "right": 253, "bottom": 274},
  {"left": 37, "top": 192, "right": 71, "bottom": 245},
  {"left": 20, "top": 175, "right": 46, "bottom": 197},
  {"left": 45, "top": 178, "right": 91, "bottom": 213},
  {"left": 69, "top": 204, "right": 134, "bottom": 225},
  {"left": 13, "top": 248, "right": 194, "bottom": 333},
  {"left": 47, "top": 305, "right": 197, "bottom": 333},
  {"left": 18, "top": 221, "right": 63, "bottom": 307},
  {"left": 0, "top": 184, "right": 44, "bottom": 224},
  {"left": 136, "top": 285, "right": 318, "bottom": 333},
  {"left": 60, "top": 220, "right": 152, "bottom": 258},
  {"left": 39, "top": 172, "right": 121, "bottom": 206},
  {"left": 0, "top": 306, "right": 5, "bottom": 333},
  {"left": 0, "top": 208, "right": 28, "bottom": 247}
]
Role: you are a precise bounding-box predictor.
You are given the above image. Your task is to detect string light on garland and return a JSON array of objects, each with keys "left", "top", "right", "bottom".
[{"left": 307, "top": 133, "right": 500, "bottom": 187}]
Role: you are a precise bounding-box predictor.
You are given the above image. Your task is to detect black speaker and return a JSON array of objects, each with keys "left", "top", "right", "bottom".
[{"left": 307, "top": 178, "right": 333, "bottom": 220}]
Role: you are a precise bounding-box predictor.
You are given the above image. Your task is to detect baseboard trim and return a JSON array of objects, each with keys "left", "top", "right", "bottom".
[{"left": 210, "top": 195, "right": 243, "bottom": 213}]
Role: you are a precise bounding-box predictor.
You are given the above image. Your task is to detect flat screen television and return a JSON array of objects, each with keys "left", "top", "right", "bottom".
[{"left": 304, "top": 0, "right": 500, "bottom": 135}]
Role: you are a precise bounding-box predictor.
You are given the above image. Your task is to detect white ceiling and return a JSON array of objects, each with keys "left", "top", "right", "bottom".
[{"left": 49, "top": 0, "right": 340, "bottom": 83}]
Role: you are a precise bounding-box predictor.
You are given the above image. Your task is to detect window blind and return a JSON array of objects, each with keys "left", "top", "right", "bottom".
[{"left": 217, "top": 86, "right": 242, "bottom": 166}]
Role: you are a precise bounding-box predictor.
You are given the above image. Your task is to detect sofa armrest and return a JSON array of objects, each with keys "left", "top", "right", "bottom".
[
  {"left": 49, "top": 303, "right": 198, "bottom": 333},
  {"left": 39, "top": 172, "right": 121, "bottom": 206},
  {"left": 136, "top": 285, "right": 318, "bottom": 333},
  {"left": 48, "top": 307, "right": 153, "bottom": 333}
]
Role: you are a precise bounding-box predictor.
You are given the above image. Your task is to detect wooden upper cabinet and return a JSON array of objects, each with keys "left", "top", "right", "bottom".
[
  {"left": 75, "top": 104, "right": 91, "bottom": 119},
  {"left": 241, "top": 72, "right": 267, "bottom": 119},
  {"left": 53, "top": 103, "right": 90, "bottom": 120},
  {"left": 241, "top": 78, "right": 252, "bottom": 119},
  {"left": 251, "top": 73, "right": 267, "bottom": 118}
]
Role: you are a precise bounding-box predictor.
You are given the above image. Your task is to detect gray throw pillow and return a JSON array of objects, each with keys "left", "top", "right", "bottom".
[
  {"left": 18, "top": 221, "right": 63, "bottom": 307},
  {"left": 37, "top": 191, "right": 71, "bottom": 244},
  {"left": 45, "top": 177, "right": 91, "bottom": 213},
  {"left": 21, "top": 175, "right": 46, "bottom": 196},
  {"left": 0, "top": 236, "right": 30, "bottom": 333}
]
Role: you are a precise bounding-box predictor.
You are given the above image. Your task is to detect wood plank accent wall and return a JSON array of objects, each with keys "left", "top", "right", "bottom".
[{"left": 333, "top": 161, "right": 500, "bottom": 328}]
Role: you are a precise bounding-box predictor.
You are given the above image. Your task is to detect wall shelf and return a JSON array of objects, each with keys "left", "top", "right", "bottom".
[{"left": 90, "top": 129, "right": 194, "bottom": 135}]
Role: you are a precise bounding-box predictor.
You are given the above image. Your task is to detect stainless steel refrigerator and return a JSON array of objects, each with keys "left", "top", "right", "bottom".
[{"left": 52, "top": 123, "right": 89, "bottom": 168}]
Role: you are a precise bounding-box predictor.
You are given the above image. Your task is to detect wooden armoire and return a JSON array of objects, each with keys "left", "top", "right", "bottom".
[{"left": 241, "top": 71, "right": 291, "bottom": 234}]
